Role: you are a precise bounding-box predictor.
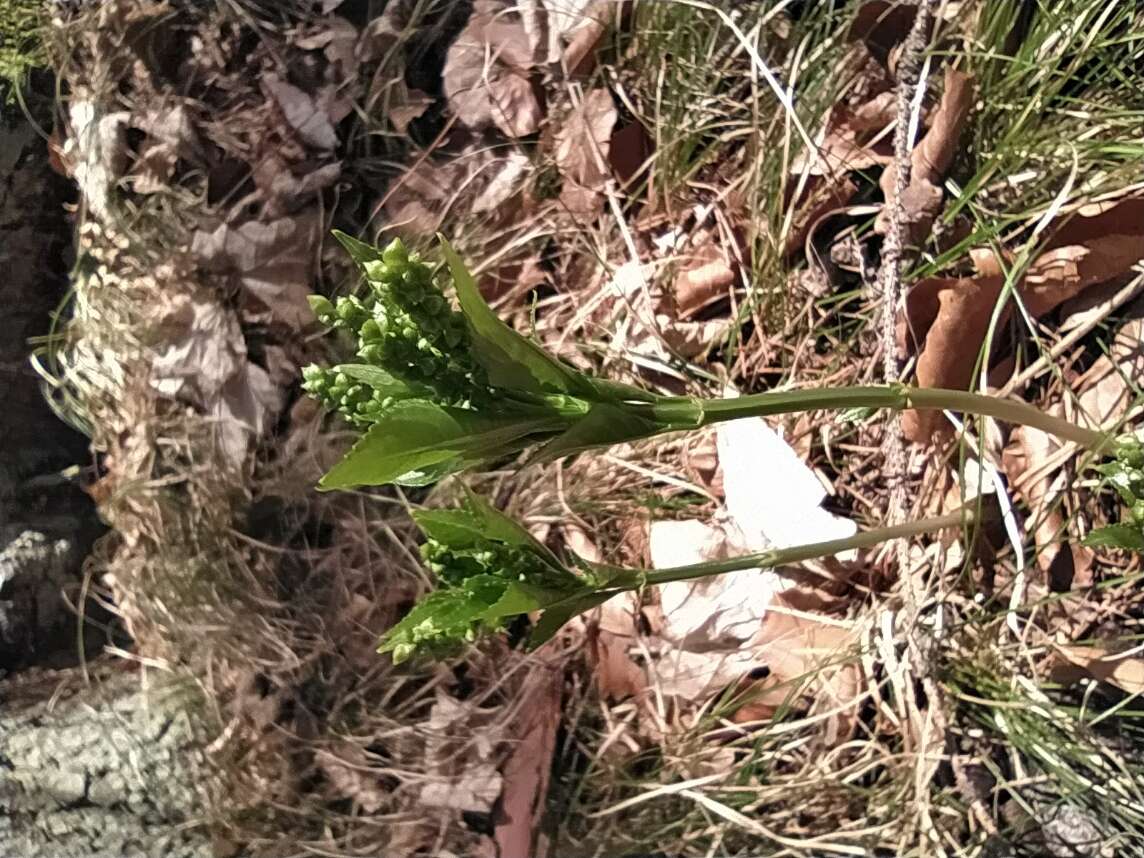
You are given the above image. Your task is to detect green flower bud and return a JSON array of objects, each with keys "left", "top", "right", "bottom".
[
  {"left": 1118, "top": 436, "right": 1144, "bottom": 470},
  {"left": 382, "top": 238, "right": 408, "bottom": 268},
  {"left": 359, "top": 344, "right": 383, "bottom": 364},
  {"left": 308, "top": 295, "right": 336, "bottom": 324},
  {"left": 360, "top": 319, "right": 383, "bottom": 343},
  {"left": 363, "top": 260, "right": 386, "bottom": 282}
]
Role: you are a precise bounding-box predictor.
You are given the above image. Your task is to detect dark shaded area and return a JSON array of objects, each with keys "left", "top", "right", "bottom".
[{"left": 0, "top": 72, "right": 108, "bottom": 672}]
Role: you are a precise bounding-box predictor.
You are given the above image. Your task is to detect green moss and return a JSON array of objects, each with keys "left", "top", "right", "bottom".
[{"left": 0, "top": 0, "right": 47, "bottom": 100}]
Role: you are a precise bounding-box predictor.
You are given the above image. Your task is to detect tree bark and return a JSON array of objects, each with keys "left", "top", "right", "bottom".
[{"left": 0, "top": 666, "right": 212, "bottom": 858}]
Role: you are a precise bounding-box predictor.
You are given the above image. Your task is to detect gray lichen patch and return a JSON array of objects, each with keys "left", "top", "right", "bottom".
[{"left": 0, "top": 668, "right": 214, "bottom": 858}]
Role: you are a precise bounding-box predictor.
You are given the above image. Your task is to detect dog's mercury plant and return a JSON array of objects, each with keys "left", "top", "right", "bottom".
[
  {"left": 381, "top": 493, "right": 982, "bottom": 662},
  {"left": 304, "top": 234, "right": 1113, "bottom": 491},
  {"left": 302, "top": 235, "right": 1144, "bottom": 661}
]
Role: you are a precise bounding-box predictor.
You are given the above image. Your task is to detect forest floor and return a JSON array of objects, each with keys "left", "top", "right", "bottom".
[{"left": 17, "top": 0, "right": 1144, "bottom": 856}]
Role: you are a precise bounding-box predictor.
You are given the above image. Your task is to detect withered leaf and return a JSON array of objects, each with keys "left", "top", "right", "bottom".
[{"left": 554, "top": 88, "right": 617, "bottom": 219}]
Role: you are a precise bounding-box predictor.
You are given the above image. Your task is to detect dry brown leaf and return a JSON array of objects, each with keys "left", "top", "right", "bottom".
[
  {"left": 901, "top": 274, "right": 1003, "bottom": 441},
  {"left": 785, "top": 175, "right": 859, "bottom": 257},
  {"left": 1053, "top": 645, "right": 1144, "bottom": 695},
  {"left": 674, "top": 241, "right": 735, "bottom": 318},
  {"left": 494, "top": 663, "right": 562, "bottom": 858},
  {"left": 149, "top": 294, "right": 285, "bottom": 469},
  {"left": 732, "top": 601, "right": 862, "bottom": 745},
  {"left": 1075, "top": 315, "right": 1144, "bottom": 428},
  {"left": 848, "top": 0, "right": 920, "bottom": 61},
  {"left": 191, "top": 212, "right": 321, "bottom": 328},
  {"left": 903, "top": 198, "right": 1144, "bottom": 441},
  {"left": 876, "top": 68, "right": 974, "bottom": 243},
  {"left": 1002, "top": 426, "right": 1094, "bottom": 590},
  {"left": 794, "top": 91, "right": 896, "bottom": 178},
  {"left": 419, "top": 692, "right": 504, "bottom": 813},
  {"left": 384, "top": 148, "right": 530, "bottom": 236},
  {"left": 263, "top": 74, "right": 338, "bottom": 151},
  {"left": 1023, "top": 234, "right": 1144, "bottom": 316},
  {"left": 129, "top": 102, "right": 201, "bottom": 194},
  {"left": 443, "top": 1, "right": 544, "bottom": 138},
  {"left": 554, "top": 88, "right": 617, "bottom": 218}
]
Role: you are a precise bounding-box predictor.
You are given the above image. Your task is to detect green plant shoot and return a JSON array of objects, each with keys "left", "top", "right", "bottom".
[
  {"left": 303, "top": 234, "right": 1144, "bottom": 556},
  {"left": 381, "top": 493, "right": 981, "bottom": 663}
]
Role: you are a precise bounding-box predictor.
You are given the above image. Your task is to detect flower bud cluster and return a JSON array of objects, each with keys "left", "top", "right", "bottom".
[
  {"left": 420, "top": 538, "right": 535, "bottom": 587},
  {"left": 1108, "top": 435, "right": 1144, "bottom": 527},
  {"left": 302, "top": 238, "right": 490, "bottom": 425}
]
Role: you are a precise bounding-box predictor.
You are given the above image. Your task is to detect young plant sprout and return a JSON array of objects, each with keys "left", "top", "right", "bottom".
[
  {"left": 304, "top": 234, "right": 1113, "bottom": 491},
  {"left": 381, "top": 489, "right": 979, "bottom": 662},
  {"left": 303, "top": 233, "right": 1144, "bottom": 655}
]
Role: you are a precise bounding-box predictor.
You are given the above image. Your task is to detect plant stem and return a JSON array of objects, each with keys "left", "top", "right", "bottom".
[
  {"left": 607, "top": 509, "right": 976, "bottom": 590},
  {"left": 648, "top": 384, "right": 1107, "bottom": 450}
]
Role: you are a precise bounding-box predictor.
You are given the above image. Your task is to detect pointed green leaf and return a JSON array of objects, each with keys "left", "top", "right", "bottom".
[
  {"left": 332, "top": 229, "right": 383, "bottom": 266},
  {"left": 460, "top": 486, "right": 566, "bottom": 566},
  {"left": 530, "top": 403, "right": 661, "bottom": 463},
  {"left": 318, "top": 400, "right": 565, "bottom": 489},
  {"left": 1083, "top": 525, "right": 1144, "bottom": 552},
  {"left": 335, "top": 364, "right": 433, "bottom": 399},
  {"left": 378, "top": 574, "right": 551, "bottom": 662},
  {"left": 528, "top": 588, "right": 615, "bottom": 649},
  {"left": 440, "top": 237, "right": 589, "bottom": 394}
]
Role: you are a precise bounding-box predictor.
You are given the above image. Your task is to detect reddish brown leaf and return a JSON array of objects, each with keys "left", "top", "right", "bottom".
[
  {"left": 494, "top": 664, "right": 562, "bottom": 858},
  {"left": 876, "top": 68, "right": 974, "bottom": 244}
]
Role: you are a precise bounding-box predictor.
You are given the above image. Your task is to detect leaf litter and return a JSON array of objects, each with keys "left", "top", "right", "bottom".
[{"left": 50, "top": 0, "right": 1144, "bottom": 853}]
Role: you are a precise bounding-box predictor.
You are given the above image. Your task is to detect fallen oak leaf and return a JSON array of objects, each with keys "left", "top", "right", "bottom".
[{"left": 903, "top": 207, "right": 1144, "bottom": 440}]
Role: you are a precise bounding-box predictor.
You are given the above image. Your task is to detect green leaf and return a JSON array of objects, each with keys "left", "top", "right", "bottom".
[
  {"left": 528, "top": 588, "right": 615, "bottom": 649},
  {"left": 378, "top": 574, "right": 547, "bottom": 663},
  {"left": 332, "top": 229, "right": 382, "bottom": 266},
  {"left": 530, "top": 402, "right": 661, "bottom": 463},
  {"left": 1083, "top": 525, "right": 1144, "bottom": 552},
  {"left": 412, "top": 509, "right": 490, "bottom": 549},
  {"left": 335, "top": 364, "right": 433, "bottom": 399},
  {"left": 461, "top": 486, "right": 566, "bottom": 564},
  {"left": 318, "top": 400, "right": 565, "bottom": 489},
  {"left": 440, "top": 236, "right": 588, "bottom": 395}
]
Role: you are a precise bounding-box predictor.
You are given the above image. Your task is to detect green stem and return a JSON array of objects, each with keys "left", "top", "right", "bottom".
[
  {"left": 606, "top": 508, "right": 975, "bottom": 590},
  {"left": 647, "top": 384, "right": 1107, "bottom": 450}
]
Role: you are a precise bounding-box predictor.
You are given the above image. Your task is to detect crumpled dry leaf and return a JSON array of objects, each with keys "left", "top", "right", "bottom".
[
  {"left": 191, "top": 212, "right": 321, "bottom": 328},
  {"left": 1002, "top": 426, "right": 1094, "bottom": 590},
  {"left": 1074, "top": 314, "right": 1144, "bottom": 429},
  {"left": 443, "top": 0, "right": 544, "bottom": 138},
  {"left": 554, "top": 88, "right": 617, "bottom": 218},
  {"left": 150, "top": 294, "right": 284, "bottom": 469},
  {"left": 1052, "top": 644, "right": 1144, "bottom": 695},
  {"left": 263, "top": 73, "right": 339, "bottom": 151},
  {"left": 901, "top": 195, "right": 1144, "bottom": 441},
  {"left": 316, "top": 742, "right": 388, "bottom": 814},
  {"left": 875, "top": 67, "right": 974, "bottom": 244},
  {"left": 648, "top": 413, "right": 857, "bottom": 700},
  {"left": 129, "top": 102, "right": 202, "bottom": 194},
  {"left": 605, "top": 260, "right": 730, "bottom": 362},
  {"left": 730, "top": 602, "right": 861, "bottom": 744},
  {"left": 674, "top": 241, "right": 735, "bottom": 318},
  {"left": 793, "top": 91, "right": 896, "bottom": 178},
  {"left": 419, "top": 692, "right": 504, "bottom": 813},
  {"left": 384, "top": 147, "right": 530, "bottom": 236}
]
